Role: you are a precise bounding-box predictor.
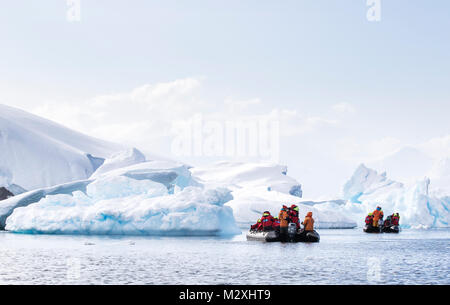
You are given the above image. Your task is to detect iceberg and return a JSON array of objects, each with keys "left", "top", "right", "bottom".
[
  {"left": 4, "top": 159, "right": 239, "bottom": 236},
  {"left": 191, "top": 162, "right": 357, "bottom": 229},
  {"left": 428, "top": 157, "right": 450, "bottom": 196},
  {"left": 192, "top": 161, "right": 303, "bottom": 197},
  {"left": 338, "top": 164, "right": 450, "bottom": 228},
  {"left": 0, "top": 104, "right": 123, "bottom": 191}
]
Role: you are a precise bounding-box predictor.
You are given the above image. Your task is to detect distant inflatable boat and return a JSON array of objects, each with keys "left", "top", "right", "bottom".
[{"left": 364, "top": 224, "right": 400, "bottom": 233}]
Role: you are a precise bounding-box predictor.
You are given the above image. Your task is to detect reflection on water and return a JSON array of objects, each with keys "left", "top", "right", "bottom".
[{"left": 0, "top": 229, "right": 449, "bottom": 285}]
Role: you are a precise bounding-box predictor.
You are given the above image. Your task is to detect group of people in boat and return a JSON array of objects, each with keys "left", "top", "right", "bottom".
[
  {"left": 364, "top": 206, "right": 400, "bottom": 228},
  {"left": 250, "top": 204, "right": 315, "bottom": 238}
]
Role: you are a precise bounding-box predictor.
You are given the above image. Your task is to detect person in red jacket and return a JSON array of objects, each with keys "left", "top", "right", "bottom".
[
  {"left": 384, "top": 215, "right": 392, "bottom": 227},
  {"left": 272, "top": 217, "right": 280, "bottom": 232},
  {"left": 365, "top": 213, "right": 374, "bottom": 226},
  {"left": 250, "top": 219, "right": 261, "bottom": 231},
  {"left": 289, "top": 204, "right": 300, "bottom": 229},
  {"left": 391, "top": 213, "right": 400, "bottom": 226},
  {"left": 260, "top": 211, "right": 275, "bottom": 231}
]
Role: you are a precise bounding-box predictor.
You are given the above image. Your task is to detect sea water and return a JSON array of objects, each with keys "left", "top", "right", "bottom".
[{"left": 0, "top": 228, "right": 448, "bottom": 285}]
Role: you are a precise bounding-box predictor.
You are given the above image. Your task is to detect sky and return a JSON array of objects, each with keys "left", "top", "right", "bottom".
[{"left": 1, "top": 0, "right": 449, "bottom": 198}]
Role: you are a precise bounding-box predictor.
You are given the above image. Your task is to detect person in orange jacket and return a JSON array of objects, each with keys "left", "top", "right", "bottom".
[
  {"left": 372, "top": 206, "right": 384, "bottom": 227},
  {"left": 278, "top": 205, "right": 290, "bottom": 241},
  {"left": 302, "top": 211, "right": 315, "bottom": 232}
]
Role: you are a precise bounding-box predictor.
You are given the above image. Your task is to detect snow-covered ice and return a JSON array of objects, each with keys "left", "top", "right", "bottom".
[
  {"left": 4, "top": 157, "right": 239, "bottom": 235},
  {"left": 0, "top": 179, "right": 93, "bottom": 229},
  {"left": 337, "top": 164, "right": 450, "bottom": 228},
  {"left": 191, "top": 162, "right": 357, "bottom": 229},
  {"left": 1, "top": 104, "right": 448, "bottom": 234},
  {"left": 0, "top": 104, "right": 123, "bottom": 191},
  {"left": 90, "top": 148, "right": 146, "bottom": 179}
]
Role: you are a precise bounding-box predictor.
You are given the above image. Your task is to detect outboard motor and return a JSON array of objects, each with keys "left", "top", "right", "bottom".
[
  {"left": 378, "top": 218, "right": 384, "bottom": 228},
  {"left": 288, "top": 223, "right": 297, "bottom": 242}
]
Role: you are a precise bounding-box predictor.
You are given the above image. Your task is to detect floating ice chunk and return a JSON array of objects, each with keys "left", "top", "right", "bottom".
[
  {"left": 5, "top": 182, "right": 239, "bottom": 236},
  {"left": 0, "top": 160, "right": 205, "bottom": 232}
]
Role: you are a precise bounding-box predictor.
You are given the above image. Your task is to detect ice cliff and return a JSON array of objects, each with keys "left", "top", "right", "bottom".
[
  {"left": 338, "top": 164, "right": 450, "bottom": 228},
  {"left": 4, "top": 157, "right": 239, "bottom": 235}
]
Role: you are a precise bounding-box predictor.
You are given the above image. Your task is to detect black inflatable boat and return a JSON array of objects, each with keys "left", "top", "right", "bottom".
[
  {"left": 363, "top": 224, "right": 381, "bottom": 233},
  {"left": 364, "top": 224, "right": 400, "bottom": 233},
  {"left": 381, "top": 225, "right": 400, "bottom": 233},
  {"left": 246, "top": 223, "right": 320, "bottom": 243}
]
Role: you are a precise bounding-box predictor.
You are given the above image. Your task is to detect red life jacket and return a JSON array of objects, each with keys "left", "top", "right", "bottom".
[
  {"left": 251, "top": 222, "right": 260, "bottom": 230},
  {"left": 365, "top": 215, "right": 373, "bottom": 225},
  {"left": 289, "top": 210, "right": 298, "bottom": 221},
  {"left": 261, "top": 215, "right": 274, "bottom": 229},
  {"left": 273, "top": 219, "right": 280, "bottom": 228},
  {"left": 392, "top": 216, "right": 399, "bottom": 225},
  {"left": 289, "top": 210, "right": 299, "bottom": 228}
]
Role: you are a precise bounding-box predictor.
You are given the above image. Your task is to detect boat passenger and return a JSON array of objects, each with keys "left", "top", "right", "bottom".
[
  {"left": 384, "top": 215, "right": 392, "bottom": 227},
  {"left": 365, "top": 213, "right": 374, "bottom": 226},
  {"left": 289, "top": 204, "right": 300, "bottom": 229},
  {"left": 391, "top": 213, "right": 400, "bottom": 226},
  {"left": 278, "top": 205, "right": 290, "bottom": 241},
  {"left": 301, "top": 211, "right": 315, "bottom": 232},
  {"left": 272, "top": 217, "right": 280, "bottom": 232},
  {"left": 260, "top": 211, "right": 275, "bottom": 231},
  {"left": 372, "top": 206, "right": 384, "bottom": 227},
  {"left": 250, "top": 218, "right": 261, "bottom": 231}
]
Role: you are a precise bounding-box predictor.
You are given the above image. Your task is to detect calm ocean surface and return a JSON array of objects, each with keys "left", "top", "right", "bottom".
[{"left": 0, "top": 228, "right": 448, "bottom": 285}]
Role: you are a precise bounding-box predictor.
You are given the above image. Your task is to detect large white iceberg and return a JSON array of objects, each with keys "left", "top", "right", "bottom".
[
  {"left": 0, "top": 104, "right": 123, "bottom": 191},
  {"left": 4, "top": 158, "right": 240, "bottom": 235},
  {"left": 338, "top": 164, "right": 450, "bottom": 228},
  {"left": 191, "top": 162, "right": 357, "bottom": 229}
]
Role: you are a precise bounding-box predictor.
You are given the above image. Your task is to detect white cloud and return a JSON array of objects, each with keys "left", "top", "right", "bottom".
[
  {"left": 332, "top": 102, "right": 356, "bottom": 114},
  {"left": 29, "top": 77, "right": 352, "bottom": 175},
  {"left": 270, "top": 109, "right": 338, "bottom": 137},
  {"left": 32, "top": 77, "right": 206, "bottom": 148},
  {"left": 130, "top": 78, "right": 202, "bottom": 103},
  {"left": 224, "top": 97, "right": 261, "bottom": 113}
]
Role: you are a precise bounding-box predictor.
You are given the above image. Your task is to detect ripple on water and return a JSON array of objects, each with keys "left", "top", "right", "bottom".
[{"left": 0, "top": 229, "right": 448, "bottom": 284}]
